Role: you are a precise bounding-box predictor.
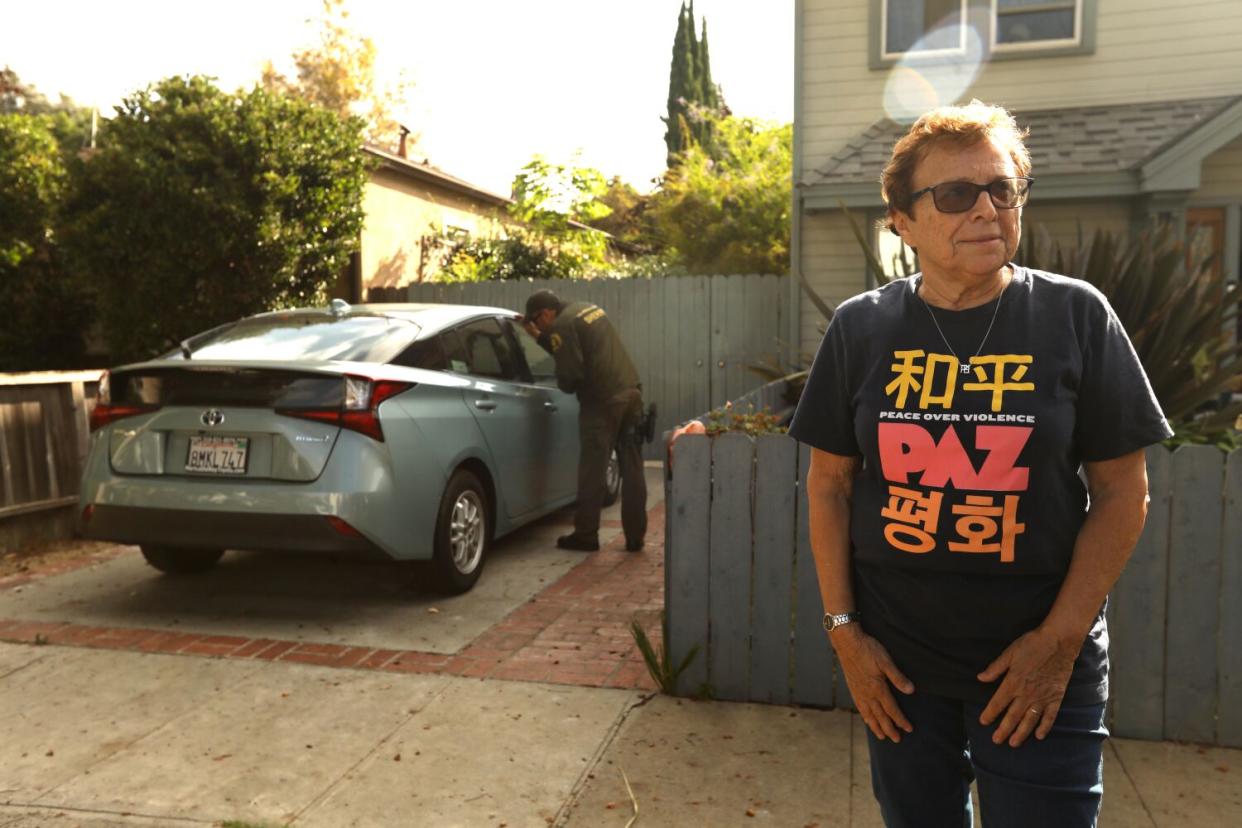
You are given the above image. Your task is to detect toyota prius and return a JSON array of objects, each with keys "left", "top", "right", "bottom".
[{"left": 78, "top": 301, "right": 619, "bottom": 593}]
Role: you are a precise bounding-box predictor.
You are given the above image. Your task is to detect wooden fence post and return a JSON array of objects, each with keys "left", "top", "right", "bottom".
[
  {"left": 749, "top": 434, "right": 797, "bottom": 704},
  {"left": 708, "top": 432, "right": 755, "bottom": 702},
  {"left": 1109, "top": 445, "right": 1172, "bottom": 740},
  {"left": 1165, "top": 445, "right": 1225, "bottom": 743},
  {"left": 667, "top": 434, "right": 711, "bottom": 696},
  {"left": 1219, "top": 449, "right": 1242, "bottom": 747},
  {"left": 792, "top": 442, "right": 836, "bottom": 708}
]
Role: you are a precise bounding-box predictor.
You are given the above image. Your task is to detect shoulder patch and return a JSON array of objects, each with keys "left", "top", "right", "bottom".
[{"left": 549, "top": 332, "right": 563, "bottom": 352}]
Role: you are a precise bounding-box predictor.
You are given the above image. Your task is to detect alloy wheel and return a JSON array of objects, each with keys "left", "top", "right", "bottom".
[{"left": 449, "top": 490, "right": 485, "bottom": 574}]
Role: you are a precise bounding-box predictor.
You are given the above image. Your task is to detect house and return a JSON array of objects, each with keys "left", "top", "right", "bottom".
[
  {"left": 791, "top": 0, "right": 1242, "bottom": 354},
  {"left": 336, "top": 144, "right": 513, "bottom": 302}
]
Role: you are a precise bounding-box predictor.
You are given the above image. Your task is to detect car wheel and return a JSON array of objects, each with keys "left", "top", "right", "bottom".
[
  {"left": 427, "top": 468, "right": 489, "bottom": 595},
  {"left": 602, "top": 448, "right": 621, "bottom": 507},
  {"left": 140, "top": 545, "right": 224, "bottom": 574}
]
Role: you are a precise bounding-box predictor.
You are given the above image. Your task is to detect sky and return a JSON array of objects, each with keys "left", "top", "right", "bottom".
[{"left": 1, "top": 0, "right": 793, "bottom": 195}]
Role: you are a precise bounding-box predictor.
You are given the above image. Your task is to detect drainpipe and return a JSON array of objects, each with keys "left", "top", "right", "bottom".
[{"left": 789, "top": 0, "right": 806, "bottom": 366}]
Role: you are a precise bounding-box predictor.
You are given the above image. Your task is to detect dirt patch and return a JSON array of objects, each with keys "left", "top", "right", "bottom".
[{"left": 0, "top": 538, "right": 132, "bottom": 585}]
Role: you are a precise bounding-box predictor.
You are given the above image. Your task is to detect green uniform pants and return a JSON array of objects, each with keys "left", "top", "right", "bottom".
[{"left": 574, "top": 389, "right": 647, "bottom": 545}]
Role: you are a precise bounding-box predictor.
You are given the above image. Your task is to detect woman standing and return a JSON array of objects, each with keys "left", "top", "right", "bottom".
[{"left": 788, "top": 101, "right": 1171, "bottom": 827}]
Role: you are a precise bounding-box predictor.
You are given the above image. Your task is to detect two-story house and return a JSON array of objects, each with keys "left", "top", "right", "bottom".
[{"left": 791, "top": 0, "right": 1242, "bottom": 354}]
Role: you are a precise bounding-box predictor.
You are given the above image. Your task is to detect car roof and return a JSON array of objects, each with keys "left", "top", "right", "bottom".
[{"left": 248, "top": 302, "right": 517, "bottom": 337}]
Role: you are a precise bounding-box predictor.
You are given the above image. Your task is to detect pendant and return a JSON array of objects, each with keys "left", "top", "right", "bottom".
[{"left": 960, "top": 363, "right": 973, "bottom": 375}]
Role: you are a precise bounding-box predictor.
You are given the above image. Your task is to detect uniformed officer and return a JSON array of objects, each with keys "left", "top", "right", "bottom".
[{"left": 523, "top": 289, "right": 647, "bottom": 552}]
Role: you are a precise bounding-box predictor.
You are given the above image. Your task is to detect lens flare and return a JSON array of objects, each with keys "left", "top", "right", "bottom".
[{"left": 883, "top": 21, "right": 986, "bottom": 123}]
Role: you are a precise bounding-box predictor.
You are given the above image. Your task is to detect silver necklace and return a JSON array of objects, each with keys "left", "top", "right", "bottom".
[{"left": 917, "top": 274, "right": 1009, "bottom": 374}]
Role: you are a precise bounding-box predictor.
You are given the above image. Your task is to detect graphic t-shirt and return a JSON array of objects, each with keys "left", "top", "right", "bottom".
[{"left": 788, "top": 267, "right": 1173, "bottom": 705}]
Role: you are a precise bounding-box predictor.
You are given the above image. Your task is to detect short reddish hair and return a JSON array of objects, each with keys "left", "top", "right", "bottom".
[{"left": 881, "top": 100, "right": 1031, "bottom": 233}]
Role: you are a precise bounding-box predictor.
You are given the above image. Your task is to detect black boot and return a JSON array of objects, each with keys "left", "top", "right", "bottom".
[{"left": 556, "top": 533, "right": 599, "bottom": 552}]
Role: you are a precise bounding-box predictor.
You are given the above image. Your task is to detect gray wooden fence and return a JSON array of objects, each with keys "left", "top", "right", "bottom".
[
  {"left": 0, "top": 372, "right": 102, "bottom": 550},
  {"left": 666, "top": 436, "right": 1242, "bottom": 747},
  {"left": 385, "top": 276, "right": 788, "bottom": 459}
]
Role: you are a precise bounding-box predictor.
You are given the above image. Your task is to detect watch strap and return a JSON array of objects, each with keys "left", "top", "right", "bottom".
[{"left": 823, "top": 611, "right": 861, "bottom": 632}]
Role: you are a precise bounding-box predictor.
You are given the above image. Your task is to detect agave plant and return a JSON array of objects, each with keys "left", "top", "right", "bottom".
[{"left": 1017, "top": 224, "right": 1241, "bottom": 443}]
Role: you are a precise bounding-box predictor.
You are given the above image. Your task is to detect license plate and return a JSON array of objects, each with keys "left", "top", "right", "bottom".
[{"left": 186, "top": 435, "right": 249, "bottom": 475}]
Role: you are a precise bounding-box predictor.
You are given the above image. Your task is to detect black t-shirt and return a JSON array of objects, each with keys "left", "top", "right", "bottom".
[{"left": 788, "top": 267, "right": 1173, "bottom": 705}]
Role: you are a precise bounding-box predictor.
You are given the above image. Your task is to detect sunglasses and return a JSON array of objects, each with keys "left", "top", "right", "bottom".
[{"left": 909, "top": 176, "right": 1033, "bottom": 213}]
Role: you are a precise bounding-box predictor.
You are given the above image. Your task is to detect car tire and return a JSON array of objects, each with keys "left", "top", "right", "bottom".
[
  {"left": 140, "top": 545, "right": 224, "bottom": 574},
  {"left": 602, "top": 448, "right": 621, "bottom": 507},
  {"left": 426, "top": 468, "right": 489, "bottom": 595}
]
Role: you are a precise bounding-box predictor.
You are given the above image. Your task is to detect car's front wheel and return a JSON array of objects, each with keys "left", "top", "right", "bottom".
[
  {"left": 140, "top": 546, "right": 224, "bottom": 574},
  {"left": 425, "top": 468, "right": 489, "bottom": 594}
]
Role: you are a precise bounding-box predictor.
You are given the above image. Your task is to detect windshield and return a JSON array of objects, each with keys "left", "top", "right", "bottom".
[{"left": 173, "top": 313, "right": 422, "bottom": 363}]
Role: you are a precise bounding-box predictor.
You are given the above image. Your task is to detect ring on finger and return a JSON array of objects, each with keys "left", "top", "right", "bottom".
[{"left": 1026, "top": 706, "right": 1040, "bottom": 716}]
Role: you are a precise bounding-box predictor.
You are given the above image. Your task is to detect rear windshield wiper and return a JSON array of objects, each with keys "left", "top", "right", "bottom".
[{"left": 179, "top": 339, "right": 193, "bottom": 359}]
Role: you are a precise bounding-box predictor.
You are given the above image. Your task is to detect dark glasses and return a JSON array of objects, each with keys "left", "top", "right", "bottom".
[{"left": 910, "top": 176, "right": 1033, "bottom": 213}]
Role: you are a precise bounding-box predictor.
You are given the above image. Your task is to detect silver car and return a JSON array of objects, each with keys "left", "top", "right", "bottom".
[{"left": 79, "top": 301, "right": 619, "bottom": 594}]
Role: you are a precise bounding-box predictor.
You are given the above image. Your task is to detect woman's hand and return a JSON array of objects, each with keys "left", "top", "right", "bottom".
[
  {"left": 977, "top": 627, "right": 1078, "bottom": 747},
  {"left": 832, "top": 625, "right": 915, "bottom": 742}
]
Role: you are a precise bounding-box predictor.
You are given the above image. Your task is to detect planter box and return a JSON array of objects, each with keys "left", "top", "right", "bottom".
[{"left": 664, "top": 435, "right": 1242, "bottom": 747}]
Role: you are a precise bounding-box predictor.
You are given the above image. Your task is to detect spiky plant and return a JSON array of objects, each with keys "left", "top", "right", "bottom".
[
  {"left": 630, "top": 613, "right": 700, "bottom": 694},
  {"left": 1017, "top": 225, "right": 1241, "bottom": 442}
]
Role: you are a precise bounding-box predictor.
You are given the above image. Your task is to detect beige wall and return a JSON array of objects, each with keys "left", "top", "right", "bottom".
[
  {"left": 360, "top": 168, "right": 508, "bottom": 295},
  {"left": 801, "top": 0, "right": 1242, "bottom": 176}
]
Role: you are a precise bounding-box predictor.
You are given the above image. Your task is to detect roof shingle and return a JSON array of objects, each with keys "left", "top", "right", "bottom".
[{"left": 808, "top": 95, "right": 1242, "bottom": 186}]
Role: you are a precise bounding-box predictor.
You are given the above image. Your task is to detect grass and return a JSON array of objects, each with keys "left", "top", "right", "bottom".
[{"left": 629, "top": 611, "right": 701, "bottom": 694}]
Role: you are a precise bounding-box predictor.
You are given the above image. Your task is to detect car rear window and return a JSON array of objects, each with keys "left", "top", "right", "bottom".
[{"left": 179, "top": 314, "right": 422, "bottom": 363}]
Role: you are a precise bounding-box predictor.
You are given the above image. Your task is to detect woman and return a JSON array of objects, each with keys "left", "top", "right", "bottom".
[{"left": 788, "top": 101, "right": 1171, "bottom": 827}]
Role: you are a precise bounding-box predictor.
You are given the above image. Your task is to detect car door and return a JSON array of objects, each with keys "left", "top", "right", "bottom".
[
  {"left": 451, "top": 316, "right": 552, "bottom": 518},
  {"left": 503, "top": 319, "right": 580, "bottom": 503}
]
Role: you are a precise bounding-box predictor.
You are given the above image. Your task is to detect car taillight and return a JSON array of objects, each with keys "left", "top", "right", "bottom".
[
  {"left": 278, "top": 375, "right": 412, "bottom": 442},
  {"left": 89, "top": 374, "right": 160, "bottom": 431},
  {"left": 326, "top": 516, "right": 364, "bottom": 537}
]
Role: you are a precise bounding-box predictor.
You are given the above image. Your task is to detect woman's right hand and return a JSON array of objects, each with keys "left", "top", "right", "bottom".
[{"left": 831, "top": 625, "right": 915, "bottom": 742}]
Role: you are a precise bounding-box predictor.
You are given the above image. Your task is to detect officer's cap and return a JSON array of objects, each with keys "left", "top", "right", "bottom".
[{"left": 525, "top": 289, "right": 562, "bottom": 317}]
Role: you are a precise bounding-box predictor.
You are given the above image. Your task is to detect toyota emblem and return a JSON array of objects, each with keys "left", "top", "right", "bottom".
[{"left": 201, "top": 409, "right": 225, "bottom": 427}]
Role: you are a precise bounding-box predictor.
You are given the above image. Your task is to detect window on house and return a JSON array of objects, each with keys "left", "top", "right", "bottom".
[
  {"left": 884, "top": 0, "right": 968, "bottom": 57},
  {"left": 872, "top": 0, "right": 1093, "bottom": 66},
  {"left": 993, "top": 0, "right": 1080, "bottom": 49}
]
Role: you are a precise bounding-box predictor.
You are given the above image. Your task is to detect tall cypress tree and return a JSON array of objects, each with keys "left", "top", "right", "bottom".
[
  {"left": 663, "top": 1, "right": 725, "bottom": 166},
  {"left": 663, "top": 3, "right": 693, "bottom": 165},
  {"left": 698, "top": 18, "right": 718, "bottom": 110}
]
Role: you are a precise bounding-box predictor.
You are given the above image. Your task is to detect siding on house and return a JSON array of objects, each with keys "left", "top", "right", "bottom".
[
  {"left": 798, "top": 212, "right": 868, "bottom": 356},
  {"left": 1194, "top": 136, "right": 1242, "bottom": 202},
  {"left": 801, "top": 0, "right": 1242, "bottom": 178},
  {"left": 1022, "top": 200, "right": 1134, "bottom": 252}
]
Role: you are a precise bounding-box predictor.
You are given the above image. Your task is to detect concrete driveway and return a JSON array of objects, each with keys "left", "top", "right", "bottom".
[{"left": 0, "top": 470, "right": 648, "bottom": 657}]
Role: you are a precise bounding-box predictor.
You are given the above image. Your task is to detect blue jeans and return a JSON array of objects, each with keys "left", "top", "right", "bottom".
[{"left": 866, "top": 691, "right": 1107, "bottom": 828}]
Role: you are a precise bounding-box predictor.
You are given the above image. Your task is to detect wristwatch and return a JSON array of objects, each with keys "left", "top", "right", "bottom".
[{"left": 823, "top": 611, "right": 861, "bottom": 632}]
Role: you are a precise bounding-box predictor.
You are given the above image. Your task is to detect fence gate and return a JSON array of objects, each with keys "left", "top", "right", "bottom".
[{"left": 399, "top": 275, "right": 788, "bottom": 459}]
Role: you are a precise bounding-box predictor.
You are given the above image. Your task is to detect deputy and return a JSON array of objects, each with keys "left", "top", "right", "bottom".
[{"left": 522, "top": 289, "right": 646, "bottom": 552}]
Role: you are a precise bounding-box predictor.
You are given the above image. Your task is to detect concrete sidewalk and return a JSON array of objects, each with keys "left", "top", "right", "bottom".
[
  {"left": 0, "top": 642, "right": 1238, "bottom": 827},
  {"left": 0, "top": 464, "right": 1239, "bottom": 826}
]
